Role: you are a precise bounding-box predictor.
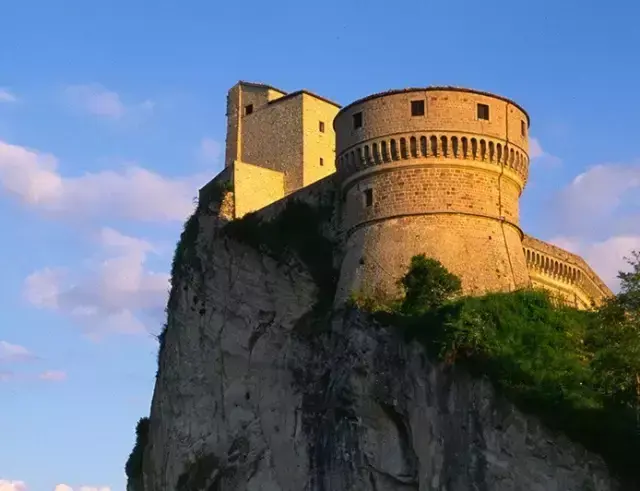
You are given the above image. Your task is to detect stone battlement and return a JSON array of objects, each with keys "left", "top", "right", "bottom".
[{"left": 202, "top": 81, "right": 612, "bottom": 309}]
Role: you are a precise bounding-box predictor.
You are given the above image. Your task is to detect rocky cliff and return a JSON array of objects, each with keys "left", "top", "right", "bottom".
[{"left": 140, "top": 195, "right": 620, "bottom": 491}]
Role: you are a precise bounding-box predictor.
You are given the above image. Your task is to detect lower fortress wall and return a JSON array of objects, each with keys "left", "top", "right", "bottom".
[{"left": 198, "top": 173, "right": 612, "bottom": 309}]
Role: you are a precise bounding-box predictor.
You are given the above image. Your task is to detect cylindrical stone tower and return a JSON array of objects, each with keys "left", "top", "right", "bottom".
[{"left": 334, "top": 87, "right": 532, "bottom": 303}]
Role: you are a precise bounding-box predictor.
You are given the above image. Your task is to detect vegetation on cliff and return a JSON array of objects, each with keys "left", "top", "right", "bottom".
[
  {"left": 354, "top": 251, "right": 640, "bottom": 483},
  {"left": 222, "top": 199, "right": 338, "bottom": 303},
  {"left": 124, "top": 416, "right": 150, "bottom": 489}
]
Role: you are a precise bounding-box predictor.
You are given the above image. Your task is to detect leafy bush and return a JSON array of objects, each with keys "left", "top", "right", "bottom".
[
  {"left": 363, "top": 253, "right": 640, "bottom": 484},
  {"left": 125, "top": 417, "right": 150, "bottom": 486},
  {"left": 399, "top": 254, "right": 462, "bottom": 314}
]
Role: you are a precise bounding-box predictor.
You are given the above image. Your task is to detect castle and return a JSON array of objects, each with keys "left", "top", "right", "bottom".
[{"left": 201, "top": 81, "right": 612, "bottom": 310}]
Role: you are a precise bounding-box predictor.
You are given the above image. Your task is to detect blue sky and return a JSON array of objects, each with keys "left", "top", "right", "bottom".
[{"left": 1, "top": 1, "right": 639, "bottom": 490}]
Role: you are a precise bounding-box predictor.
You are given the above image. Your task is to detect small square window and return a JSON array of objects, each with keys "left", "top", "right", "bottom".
[
  {"left": 319, "top": 121, "right": 325, "bottom": 133},
  {"left": 477, "top": 103, "right": 489, "bottom": 121},
  {"left": 320, "top": 157, "right": 324, "bottom": 166},
  {"left": 353, "top": 112, "right": 363, "bottom": 129},
  {"left": 244, "top": 104, "right": 253, "bottom": 115},
  {"left": 521, "top": 120, "right": 526, "bottom": 137},
  {"left": 364, "top": 188, "right": 373, "bottom": 207},
  {"left": 411, "top": 100, "right": 425, "bottom": 116}
]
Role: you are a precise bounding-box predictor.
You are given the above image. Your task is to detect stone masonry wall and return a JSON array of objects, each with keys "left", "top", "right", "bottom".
[
  {"left": 301, "top": 93, "right": 339, "bottom": 187},
  {"left": 335, "top": 214, "right": 529, "bottom": 303},
  {"left": 240, "top": 93, "right": 304, "bottom": 192},
  {"left": 342, "top": 163, "right": 522, "bottom": 231},
  {"left": 334, "top": 88, "right": 529, "bottom": 158},
  {"left": 233, "top": 160, "right": 285, "bottom": 219}
]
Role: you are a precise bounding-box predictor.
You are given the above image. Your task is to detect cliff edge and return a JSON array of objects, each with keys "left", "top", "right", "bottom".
[{"left": 137, "top": 191, "right": 619, "bottom": 491}]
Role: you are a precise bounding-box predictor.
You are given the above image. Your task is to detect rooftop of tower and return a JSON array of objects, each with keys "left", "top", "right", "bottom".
[{"left": 237, "top": 80, "right": 342, "bottom": 109}]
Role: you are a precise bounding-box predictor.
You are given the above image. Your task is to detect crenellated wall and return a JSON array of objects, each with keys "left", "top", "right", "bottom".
[{"left": 523, "top": 235, "right": 613, "bottom": 309}]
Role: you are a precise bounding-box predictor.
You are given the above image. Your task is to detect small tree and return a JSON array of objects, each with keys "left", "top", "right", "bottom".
[
  {"left": 400, "top": 254, "right": 462, "bottom": 315},
  {"left": 618, "top": 250, "right": 640, "bottom": 323},
  {"left": 588, "top": 250, "right": 640, "bottom": 408}
]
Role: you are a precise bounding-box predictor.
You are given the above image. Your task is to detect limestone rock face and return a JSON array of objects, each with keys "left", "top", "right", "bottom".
[{"left": 142, "top": 211, "right": 619, "bottom": 491}]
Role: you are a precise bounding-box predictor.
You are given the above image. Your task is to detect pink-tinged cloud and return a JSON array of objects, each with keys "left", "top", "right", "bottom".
[
  {"left": 24, "top": 228, "right": 169, "bottom": 338},
  {"left": 0, "top": 140, "right": 201, "bottom": 222},
  {"left": 0, "top": 341, "right": 35, "bottom": 363},
  {"left": 0, "top": 480, "right": 27, "bottom": 491}
]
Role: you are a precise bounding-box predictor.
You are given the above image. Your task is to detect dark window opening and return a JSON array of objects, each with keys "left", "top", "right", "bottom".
[
  {"left": 364, "top": 188, "right": 373, "bottom": 207},
  {"left": 319, "top": 121, "right": 325, "bottom": 132},
  {"left": 411, "top": 100, "right": 425, "bottom": 116},
  {"left": 320, "top": 157, "right": 324, "bottom": 166},
  {"left": 521, "top": 120, "right": 526, "bottom": 137},
  {"left": 244, "top": 104, "right": 254, "bottom": 115},
  {"left": 477, "top": 103, "right": 489, "bottom": 121},
  {"left": 353, "top": 111, "right": 363, "bottom": 129}
]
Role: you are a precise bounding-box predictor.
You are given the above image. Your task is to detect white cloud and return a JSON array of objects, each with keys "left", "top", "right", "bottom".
[
  {"left": 0, "top": 139, "right": 200, "bottom": 222},
  {"left": 529, "top": 137, "right": 561, "bottom": 165},
  {"left": 198, "top": 137, "right": 222, "bottom": 162},
  {"left": 549, "top": 235, "right": 640, "bottom": 291},
  {"left": 0, "top": 341, "right": 34, "bottom": 363},
  {"left": 55, "top": 485, "right": 110, "bottom": 491},
  {"left": 64, "top": 84, "right": 153, "bottom": 121},
  {"left": 0, "top": 89, "right": 18, "bottom": 103},
  {"left": 558, "top": 163, "right": 640, "bottom": 224},
  {"left": 39, "top": 370, "right": 67, "bottom": 382},
  {"left": 24, "top": 228, "right": 169, "bottom": 338},
  {"left": 0, "top": 480, "right": 27, "bottom": 491}
]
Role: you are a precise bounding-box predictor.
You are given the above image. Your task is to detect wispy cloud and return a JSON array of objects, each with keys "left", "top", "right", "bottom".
[
  {"left": 64, "top": 83, "right": 154, "bottom": 121},
  {"left": 38, "top": 370, "right": 67, "bottom": 382},
  {"left": 0, "top": 89, "right": 18, "bottom": 104},
  {"left": 24, "top": 228, "right": 169, "bottom": 339},
  {"left": 0, "top": 341, "right": 35, "bottom": 363},
  {"left": 529, "top": 137, "right": 561, "bottom": 165},
  {"left": 0, "top": 341, "right": 66, "bottom": 383},
  {"left": 0, "top": 139, "right": 201, "bottom": 222}
]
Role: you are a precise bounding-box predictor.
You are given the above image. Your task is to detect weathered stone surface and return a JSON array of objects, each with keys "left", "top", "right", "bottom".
[{"left": 142, "top": 212, "right": 619, "bottom": 491}]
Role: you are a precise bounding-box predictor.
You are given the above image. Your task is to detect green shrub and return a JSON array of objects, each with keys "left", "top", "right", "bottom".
[
  {"left": 125, "top": 417, "right": 150, "bottom": 485},
  {"left": 399, "top": 254, "right": 462, "bottom": 315}
]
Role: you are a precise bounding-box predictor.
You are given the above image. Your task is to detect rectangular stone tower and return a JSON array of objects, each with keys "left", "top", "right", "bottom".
[{"left": 224, "top": 81, "right": 340, "bottom": 217}]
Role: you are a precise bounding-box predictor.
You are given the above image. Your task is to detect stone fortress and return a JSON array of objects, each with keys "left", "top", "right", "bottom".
[{"left": 202, "top": 81, "right": 612, "bottom": 310}]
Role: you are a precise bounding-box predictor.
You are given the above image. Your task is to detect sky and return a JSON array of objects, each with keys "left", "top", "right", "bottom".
[{"left": 0, "top": 0, "right": 639, "bottom": 490}]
